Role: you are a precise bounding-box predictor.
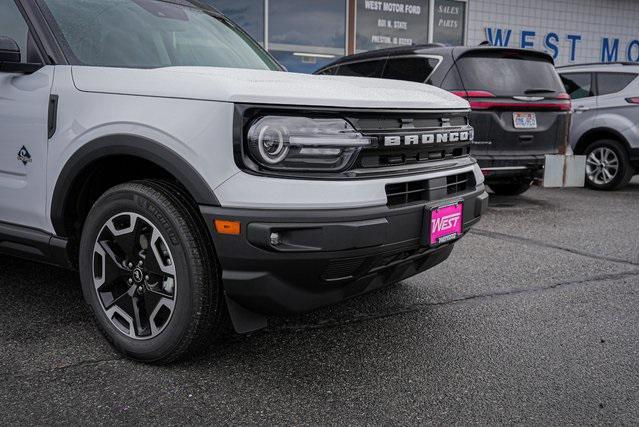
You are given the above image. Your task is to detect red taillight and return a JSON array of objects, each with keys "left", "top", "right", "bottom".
[
  {"left": 450, "top": 90, "right": 499, "bottom": 110},
  {"left": 558, "top": 99, "right": 572, "bottom": 111},
  {"left": 451, "top": 90, "right": 496, "bottom": 98},
  {"left": 626, "top": 97, "right": 639, "bottom": 104},
  {"left": 450, "top": 89, "right": 571, "bottom": 111}
]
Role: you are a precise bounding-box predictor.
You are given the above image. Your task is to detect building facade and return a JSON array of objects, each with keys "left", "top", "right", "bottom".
[{"left": 205, "top": 0, "right": 639, "bottom": 73}]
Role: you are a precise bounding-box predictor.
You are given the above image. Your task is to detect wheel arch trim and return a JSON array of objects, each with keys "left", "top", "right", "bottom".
[
  {"left": 574, "top": 127, "right": 631, "bottom": 155},
  {"left": 50, "top": 134, "right": 219, "bottom": 237}
]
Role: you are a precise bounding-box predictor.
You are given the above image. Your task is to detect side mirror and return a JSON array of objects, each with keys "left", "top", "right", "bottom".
[
  {"left": 0, "top": 36, "right": 21, "bottom": 63},
  {"left": 0, "top": 35, "right": 43, "bottom": 74}
]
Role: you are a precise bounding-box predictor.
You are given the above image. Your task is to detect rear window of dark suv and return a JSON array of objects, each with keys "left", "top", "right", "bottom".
[{"left": 455, "top": 51, "right": 565, "bottom": 97}]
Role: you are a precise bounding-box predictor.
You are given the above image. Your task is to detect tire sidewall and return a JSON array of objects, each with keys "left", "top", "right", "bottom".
[
  {"left": 79, "top": 187, "right": 198, "bottom": 361},
  {"left": 584, "top": 139, "right": 631, "bottom": 190}
]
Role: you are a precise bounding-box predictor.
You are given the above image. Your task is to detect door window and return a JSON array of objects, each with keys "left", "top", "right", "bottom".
[
  {"left": 382, "top": 57, "right": 440, "bottom": 83},
  {"left": 560, "top": 73, "right": 594, "bottom": 100},
  {"left": 336, "top": 59, "right": 386, "bottom": 78},
  {"left": 596, "top": 72, "right": 637, "bottom": 96},
  {"left": 0, "top": 0, "right": 29, "bottom": 62}
]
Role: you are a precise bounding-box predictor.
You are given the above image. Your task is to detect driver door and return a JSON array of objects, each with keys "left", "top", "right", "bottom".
[{"left": 0, "top": 0, "right": 53, "bottom": 230}]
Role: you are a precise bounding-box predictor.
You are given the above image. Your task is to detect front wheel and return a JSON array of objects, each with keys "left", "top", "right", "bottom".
[
  {"left": 584, "top": 139, "right": 634, "bottom": 191},
  {"left": 488, "top": 179, "right": 533, "bottom": 196},
  {"left": 78, "top": 181, "right": 226, "bottom": 364}
]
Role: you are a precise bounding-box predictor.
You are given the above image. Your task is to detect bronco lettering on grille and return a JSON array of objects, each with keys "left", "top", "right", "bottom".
[{"left": 383, "top": 129, "right": 473, "bottom": 147}]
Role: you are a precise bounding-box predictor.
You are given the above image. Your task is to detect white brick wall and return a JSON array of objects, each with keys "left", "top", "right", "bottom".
[{"left": 466, "top": 0, "right": 639, "bottom": 65}]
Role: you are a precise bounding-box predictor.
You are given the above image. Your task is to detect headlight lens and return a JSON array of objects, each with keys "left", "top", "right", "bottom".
[{"left": 246, "top": 116, "right": 372, "bottom": 172}]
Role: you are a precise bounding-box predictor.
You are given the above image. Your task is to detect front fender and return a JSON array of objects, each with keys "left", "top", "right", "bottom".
[{"left": 50, "top": 134, "right": 219, "bottom": 236}]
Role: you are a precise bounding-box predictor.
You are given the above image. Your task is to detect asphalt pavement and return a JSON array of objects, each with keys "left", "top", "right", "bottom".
[{"left": 1, "top": 178, "right": 638, "bottom": 425}]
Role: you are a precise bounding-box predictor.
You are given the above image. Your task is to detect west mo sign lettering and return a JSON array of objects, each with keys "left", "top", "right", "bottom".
[{"left": 485, "top": 27, "right": 639, "bottom": 64}]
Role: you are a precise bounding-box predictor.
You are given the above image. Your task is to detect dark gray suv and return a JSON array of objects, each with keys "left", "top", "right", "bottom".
[{"left": 317, "top": 46, "right": 572, "bottom": 196}]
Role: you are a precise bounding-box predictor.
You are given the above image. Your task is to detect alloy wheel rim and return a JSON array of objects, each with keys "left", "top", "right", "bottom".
[
  {"left": 92, "top": 212, "right": 177, "bottom": 340},
  {"left": 586, "top": 147, "right": 619, "bottom": 185}
]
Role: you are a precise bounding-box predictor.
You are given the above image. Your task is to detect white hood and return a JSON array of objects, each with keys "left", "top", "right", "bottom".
[{"left": 71, "top": 66, "right": 469, "bottom": 110}]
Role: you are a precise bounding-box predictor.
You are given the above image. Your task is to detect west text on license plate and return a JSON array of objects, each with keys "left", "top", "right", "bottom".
[
  {"left": 513, "top": 112, "right": 537, "bottom": 129},
  {"left": 428, "top": 202, "right": 463, "bottom": 246}
]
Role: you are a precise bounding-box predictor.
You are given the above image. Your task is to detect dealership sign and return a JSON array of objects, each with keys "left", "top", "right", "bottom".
[
  {"left": 357, "top": 1, "right": 429, "bottom": 51},
  {"left": 433, "top": 0, "right": 465, "bottom": 45},
  {"left": 485, "top": 27, "right": 639, "bottom": 63}
]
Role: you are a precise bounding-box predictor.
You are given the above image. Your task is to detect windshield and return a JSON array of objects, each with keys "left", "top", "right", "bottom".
[
  {"left": 39, "top": 0, "right": 281, "bottom": 70},
  {"left": 456, "top": 52, "right": 564, "bottom": 97}
]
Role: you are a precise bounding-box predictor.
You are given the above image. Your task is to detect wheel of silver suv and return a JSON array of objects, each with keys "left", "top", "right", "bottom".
[
  {"left": 586, "top": 147, "right": 619, "bottom": 186},
  {"left": 78, "top": 180, "right": 227, "bottom": 364},
  {"left": 583, "top": 139, "right": 634, "bottom": 191},
  {"left": 92, "top": 212, "right": 177, "bottom": 340}
]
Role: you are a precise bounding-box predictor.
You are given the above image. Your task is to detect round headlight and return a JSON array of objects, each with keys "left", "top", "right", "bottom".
[
  {"left": 257, "top": 125, "right": 289, "bottom": 164},
  {"left": 246, "top": 116, "right": 372, "bottom": 172}
]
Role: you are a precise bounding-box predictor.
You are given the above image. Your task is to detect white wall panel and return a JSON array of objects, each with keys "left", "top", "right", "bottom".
[{"left": 467, "top": 0, "right": 639, "bottom": 65}]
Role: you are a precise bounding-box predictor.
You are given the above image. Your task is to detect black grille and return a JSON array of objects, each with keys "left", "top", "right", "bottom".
[
  {"left": 348, "top": 116, "right": 468, "bottom": 132},
  {"left": 357, "top": 144, "right": 470, "bottom": 169},
  {"left": 385, "top": 172, "right": 475, "bottom": 207},
  {"left": 346, "top": 112, "right": 471, "bottom": 171}
]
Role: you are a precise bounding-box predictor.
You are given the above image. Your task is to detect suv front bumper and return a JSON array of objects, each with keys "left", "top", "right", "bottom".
[{"left": 200, "top": 184, "right": 488, "bottom": 316}]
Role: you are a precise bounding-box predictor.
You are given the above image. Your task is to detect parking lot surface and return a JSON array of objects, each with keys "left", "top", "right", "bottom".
[{"left": 1, "top": 178, "right": 638, "bottom": 425}]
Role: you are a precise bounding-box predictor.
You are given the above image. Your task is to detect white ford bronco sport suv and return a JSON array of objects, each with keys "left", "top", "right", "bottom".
[{"left": 0, "top": 0, "right": 487, "bottom": 363}]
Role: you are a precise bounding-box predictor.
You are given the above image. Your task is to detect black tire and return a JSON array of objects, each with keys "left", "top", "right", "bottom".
[
  {"left": 78, "top": 180, "right": 227, "bottom": 364},
  {"left": 488, "top": 179, "right": 533, "bottom": 196},
  {"left": 583, "top": 139, "right": 634, "bottom": 191}
]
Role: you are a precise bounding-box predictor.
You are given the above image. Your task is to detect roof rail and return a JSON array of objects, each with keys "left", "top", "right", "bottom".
[
  {"left": 405, "top": 43, "right": 449, "bottom": 49},
  {"left": 557, "top": 61, "right": 638, "bottom": 69}
]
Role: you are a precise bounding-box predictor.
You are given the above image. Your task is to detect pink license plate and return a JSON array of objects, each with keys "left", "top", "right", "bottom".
[{"left": 429, "top": 202, "right": 463, "bottom": 245}]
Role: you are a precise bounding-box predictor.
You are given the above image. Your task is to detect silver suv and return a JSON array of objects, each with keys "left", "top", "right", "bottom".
[
  {"left": 0, "top": 0, "right": 486, "bottom": 363},
  {"left": 558, "top": 63, "right": 639, "bottom": 190}
]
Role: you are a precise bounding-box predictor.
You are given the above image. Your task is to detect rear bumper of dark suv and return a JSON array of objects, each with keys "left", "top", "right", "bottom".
[
  {"left": 200, "top": 185, "right": 487, "bottom": 316},
  {"left": 475, "top": 155, "right": 545, "bottom": 180}
]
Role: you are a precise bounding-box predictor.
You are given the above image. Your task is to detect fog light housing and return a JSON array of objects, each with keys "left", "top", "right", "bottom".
[{"left": 269, "top": 232, "right": 281, "bottom": 246}]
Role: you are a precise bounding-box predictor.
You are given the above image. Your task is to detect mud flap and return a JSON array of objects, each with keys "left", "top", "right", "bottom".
[
  {"left": 224, "top": 293, "right": 268, "bottom": 334},
  {"left": 543, "top": 154, "right": 586, "bottom": 187}
]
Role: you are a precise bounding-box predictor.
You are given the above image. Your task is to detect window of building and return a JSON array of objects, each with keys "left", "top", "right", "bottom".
[
  {"left": 596, "top": 72, "right": 637, "bottom": 96},
  {"left": 432, "top": 0, "right": 466, "bottom": 45},
  {"left": 203, "top": 0, "right": 264, "bottom": 44},
  {"left": 162, "top": 0, "right": 462, "bottom": 74},
  {"left": 268, "top": 0, "right": 346, "bottom": 73},
  {"left": 560, "top": 73, "right": 594, "bottom": 99},
  {"left": 382, "top": 56, "right": 440, "bottom": 82},
  {"left": 355, "top": 0, "right": 429, "bottom": 52}
]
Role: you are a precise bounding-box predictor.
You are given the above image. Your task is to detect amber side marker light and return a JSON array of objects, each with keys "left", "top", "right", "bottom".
[{"left": 215, "top": 219, "right": 241, "bottom": 235}]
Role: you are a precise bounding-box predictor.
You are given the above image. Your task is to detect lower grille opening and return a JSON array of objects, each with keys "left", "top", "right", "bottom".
[
  {"left": 322, "top": 247, "right": 428, "bottom": 282},
  {"left": 385, "top": 172, "right": 475, "bottom": 207}
]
